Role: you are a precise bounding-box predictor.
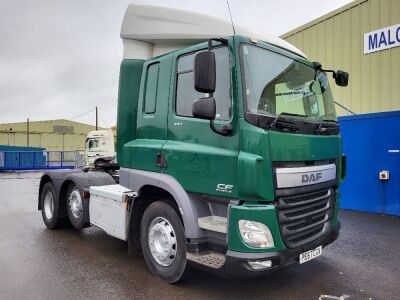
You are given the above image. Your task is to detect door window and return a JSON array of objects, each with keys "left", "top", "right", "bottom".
[
  {"left": 176, "top": 47, "right": 231, "bottom": 120},
  {"left": 144, "top": 63, "right": 160, "bottom": 114}
]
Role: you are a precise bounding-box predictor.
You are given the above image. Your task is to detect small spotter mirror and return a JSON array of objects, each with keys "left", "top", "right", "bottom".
[{"left": 192, "top": 97, "right": 216, "bottom": 120}]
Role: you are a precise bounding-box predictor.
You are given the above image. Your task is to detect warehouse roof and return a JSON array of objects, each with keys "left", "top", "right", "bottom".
[
  {"left": 120, "top": 4, "right": 306, "bottom": 59},
  {"left": 282, "top": 0, "right": 367, "bottom": 38},
  {"left": 0, "top": 119, "right": 105, "bottom": 135}
]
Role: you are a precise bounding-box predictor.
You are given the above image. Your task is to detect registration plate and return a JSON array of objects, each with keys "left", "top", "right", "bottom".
[{"left": 299, "top": 246, "right": 322, "bottom": 264}]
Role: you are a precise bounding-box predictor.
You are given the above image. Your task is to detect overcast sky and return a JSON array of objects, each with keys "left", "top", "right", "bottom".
[{"left": 0, "top": 0, "right": 352, "bottom": 127}]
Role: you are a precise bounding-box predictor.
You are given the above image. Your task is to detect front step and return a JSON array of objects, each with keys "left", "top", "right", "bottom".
[
  {"left": 187, "top": 251, "right": 226, "bottom": 269},
  {"left": 198, "top": 216, "right": 227, "bottom": 234}
]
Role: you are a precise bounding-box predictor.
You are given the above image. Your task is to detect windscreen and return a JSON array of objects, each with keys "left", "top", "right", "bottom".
[
  {"left": 86, "top": 139, "right": 99, "bottom": 150},
  {"left": 242, "top": 44, "right": 336, "bottom": 122}
]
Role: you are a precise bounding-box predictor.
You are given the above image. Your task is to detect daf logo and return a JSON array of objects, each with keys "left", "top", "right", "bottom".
[
  {"left": 302, "top": 172, "right": 322, "bottom": 183},
  {"left": 216, "top": 184, "right": 234, "bottom": 193}
]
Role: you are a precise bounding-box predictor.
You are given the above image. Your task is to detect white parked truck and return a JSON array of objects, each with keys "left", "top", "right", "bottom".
[{"left": 85, "top": 130, "right": 115, "bottom": 169}]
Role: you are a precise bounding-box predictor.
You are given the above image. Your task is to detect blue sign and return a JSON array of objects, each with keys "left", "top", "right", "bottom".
[{"left": 364, "top": 24, "right": 400, "bottom": 54}]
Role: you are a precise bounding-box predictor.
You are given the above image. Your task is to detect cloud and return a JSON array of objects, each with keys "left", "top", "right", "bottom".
[{"left": 0, "top": 0, "right": 352, "bottom": 126}]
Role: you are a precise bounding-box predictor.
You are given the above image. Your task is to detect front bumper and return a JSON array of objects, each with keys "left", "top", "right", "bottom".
[{"left": 221, "top": 222, "right": 340, "bottom": 278}]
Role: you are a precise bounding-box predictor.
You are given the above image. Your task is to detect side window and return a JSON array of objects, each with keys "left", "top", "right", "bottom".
[
  {"left": 144, "top": 63, "right": 160, "bottom": 114},
  {"left": 176, "top": 47, "right": 231, "bottom": 120}
]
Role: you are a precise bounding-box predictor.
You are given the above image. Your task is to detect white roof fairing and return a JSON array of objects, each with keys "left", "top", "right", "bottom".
[{"left": 121, "top": 4, "right": 306, "bottom": 59}]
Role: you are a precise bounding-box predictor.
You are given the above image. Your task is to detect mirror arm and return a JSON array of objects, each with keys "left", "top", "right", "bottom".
[
  {"left": 321, "top": 69, "right": 337, "bottom": 78},
  {"left": 313, "top": 62, "right": 337, "bottom": 77},
  {"left": 205, "top": 37, "right": 230, "bottom": 136},
  {"left": 207, "top": 38, "right": 229, "bottom": 51},
  {"left": 210, "top": 121, "right": 233, "bottom": 136}
]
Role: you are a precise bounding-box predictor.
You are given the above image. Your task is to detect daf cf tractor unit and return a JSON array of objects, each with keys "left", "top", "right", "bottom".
[{"left": 37, "top": 4, "right": 348, "bottom": 283}]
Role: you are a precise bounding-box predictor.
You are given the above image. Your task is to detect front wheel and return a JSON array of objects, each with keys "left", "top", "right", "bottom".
[{"left": 140, "top": 201, "right": 189, "bottom": 283}]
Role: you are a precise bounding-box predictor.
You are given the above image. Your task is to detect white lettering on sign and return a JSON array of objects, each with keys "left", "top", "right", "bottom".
[{"left": 364, "top": 24, "right": 400, "bottom": 54}]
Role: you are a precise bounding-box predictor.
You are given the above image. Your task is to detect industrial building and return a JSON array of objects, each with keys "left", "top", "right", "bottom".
[
  {"left": 282, "top": 0, "right": 400, "bottom": 216},
  {"left": 0, "top": 119, "right": 104, "bottom": 151},
  {"left": 282, "top": 0, "right": 400, "bottom": 115}
]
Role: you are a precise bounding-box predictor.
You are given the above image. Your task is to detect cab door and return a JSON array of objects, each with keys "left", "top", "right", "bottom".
[
  {"left": 127, "top": 59, "right": 169, "bottom": 172},
  {"left": 162, "top": 46, "right": 239, "bottom": 198}
]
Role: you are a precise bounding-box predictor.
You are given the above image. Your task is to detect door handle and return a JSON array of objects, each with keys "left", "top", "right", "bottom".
[{"left": 156, "top": 153, "right": 167, "bottom": 168}]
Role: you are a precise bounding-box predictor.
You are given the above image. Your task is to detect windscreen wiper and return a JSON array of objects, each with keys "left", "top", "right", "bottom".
[{"left": 267, "top": 112, "right": 307, "bottom": 129}]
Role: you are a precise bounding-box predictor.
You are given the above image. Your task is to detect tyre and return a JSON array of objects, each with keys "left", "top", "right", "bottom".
[
  {"left": 40, "top": 182, "right": 62, "bottom": 229},
  {"left": 94, "top": 159, "right": 106, "bottom": 170},
  {"left": 140, "top": 201, "right": 189, "bottom": 283},
  {"left": 66, "top": 183, "right": 89, "bottom": 229}
]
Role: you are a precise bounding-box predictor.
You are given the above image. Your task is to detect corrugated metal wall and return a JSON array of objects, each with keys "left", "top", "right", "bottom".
[
  {"left": 0, "top": 119, "right": 104, "bottom": 151},
  {"left": 282, "top": 0, "right": 400, "bottom": 116}
]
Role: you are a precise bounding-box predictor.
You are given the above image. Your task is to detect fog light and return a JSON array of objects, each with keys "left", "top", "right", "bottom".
[
  {"left": 238, "top": 220, "right": 274, "bottom": 248},
  {"left": 248, "top": 260, "right": 272, "bottom": 270}
]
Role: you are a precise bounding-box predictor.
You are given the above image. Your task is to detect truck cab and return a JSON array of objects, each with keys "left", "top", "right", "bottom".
[
  {"left": 38, "top": 4, "right": 348, "bottom": 283},
  {"left": 85, "top": 130, "right": 115, "bottom": 169}
]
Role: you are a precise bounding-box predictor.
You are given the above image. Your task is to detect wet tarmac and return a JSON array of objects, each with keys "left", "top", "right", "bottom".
[{"left": 0, "top": 171, "right": 399, "bottom": 300}]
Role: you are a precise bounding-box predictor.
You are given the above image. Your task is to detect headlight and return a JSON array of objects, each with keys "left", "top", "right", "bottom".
[{"left": 238, "top": 220, "right": 274, "bottom": 248}]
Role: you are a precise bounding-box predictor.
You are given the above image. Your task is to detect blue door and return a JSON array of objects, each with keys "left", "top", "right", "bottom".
[
  {"left": 339, "top": 111, "right": 400, "bottom": 216},
  {"left": 382, "top": 127, "right": 400, "bottom": 215}
]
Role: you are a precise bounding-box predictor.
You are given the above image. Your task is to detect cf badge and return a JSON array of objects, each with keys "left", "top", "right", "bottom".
[{"left": 216, "top": 184, "right": 234, "bottom": 193}]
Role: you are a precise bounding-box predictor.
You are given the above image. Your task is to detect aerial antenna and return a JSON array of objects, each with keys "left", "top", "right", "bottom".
[{"left": 226, "top": 1, "right": 236, "bottom": 35}]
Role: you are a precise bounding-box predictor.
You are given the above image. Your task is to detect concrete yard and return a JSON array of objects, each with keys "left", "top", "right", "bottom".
[{"left": 0, "top": 171, "right": 399, "bottom": 300}]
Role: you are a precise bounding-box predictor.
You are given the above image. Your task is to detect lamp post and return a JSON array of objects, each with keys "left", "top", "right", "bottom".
[{"left": 6, "top": 128, "right": 13, "bottom": 146}]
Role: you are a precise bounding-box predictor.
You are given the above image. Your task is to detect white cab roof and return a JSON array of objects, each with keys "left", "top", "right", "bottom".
[{"left": 121, "top": 4, "right": 306, "bottom": 59}]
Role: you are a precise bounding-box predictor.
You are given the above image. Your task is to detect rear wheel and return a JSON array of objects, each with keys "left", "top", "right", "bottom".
[
  {"left": 66, "top": 183, "right": 89, "bottom": 229},
  {"left": 40, "top": 182, "right": 62, "bottom": 229},
  {"left": 140, "top": 201, "right": 188, "bottom": 283}
]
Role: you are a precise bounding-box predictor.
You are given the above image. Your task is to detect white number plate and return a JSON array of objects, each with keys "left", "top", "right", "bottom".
[{"left": 299, "top": 246, "right": 322, "bottom": 264}]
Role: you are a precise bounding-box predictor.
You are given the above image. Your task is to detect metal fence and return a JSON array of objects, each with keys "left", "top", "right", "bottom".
[{"left": 0, "top": 150, "right": 85, "bottom": 171}]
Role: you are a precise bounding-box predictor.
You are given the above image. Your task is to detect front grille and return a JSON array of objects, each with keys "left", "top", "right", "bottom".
[{"left": 275, "top": 187, "right": 336, "bottom": 248}]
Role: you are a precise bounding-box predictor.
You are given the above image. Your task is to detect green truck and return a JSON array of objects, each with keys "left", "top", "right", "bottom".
[{"left": 38, "top": 4, "right": 348, "bottom": 283}]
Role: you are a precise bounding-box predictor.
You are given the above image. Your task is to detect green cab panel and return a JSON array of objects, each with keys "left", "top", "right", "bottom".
[
  {"left": 123, "top": 139, "right": 164, "bottom": 173},
  {"left": 163, "top": 138, "right": 238, "bottom": 197},
  {"left": 237, "top": 119, "right": 341, "bottom": 202},
  {"left": 116, "top": 59, "right": 144, "bottom": 167},
  {"left": 162, "top": 40, "right": 240, "bottom": 198},
  {"left": 122, "top": 53, "right": 173, "bottom": 171},
  {"left": 268, "top": 130, "right": 341, "bottom": 162},
  {"left": 237, "top": 120, "right": 274, "bottom": 201}
]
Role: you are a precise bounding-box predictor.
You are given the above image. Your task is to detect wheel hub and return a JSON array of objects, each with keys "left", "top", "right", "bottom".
[
  {"left": 148, "top": 217, "right": 177, "bottom": 266},
  {"left": 68, "top": 187, "right": 83, "bottom": 219}
]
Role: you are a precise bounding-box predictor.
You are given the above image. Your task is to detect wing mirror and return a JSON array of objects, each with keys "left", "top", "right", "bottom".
[
  {"left": 313, "top": 61, "right": 349, "bottom": 87},
  {"left": 192, "top": 97, "right": 216, "bottom": 120},
  {"left": 334, "top": 70, "right": 349, "bottom": 87},
  {"left": 192, "top": 39, "right": 232, "bottom": 137},
  {"left": 194, "top": 51, "right": 216, "bottom": 93}
]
